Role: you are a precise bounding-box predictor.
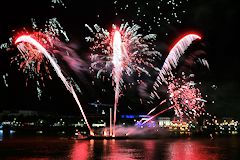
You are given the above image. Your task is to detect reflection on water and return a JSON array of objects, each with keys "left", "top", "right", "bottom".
[
  {"left": 168, "top": 140, "right": 220, "bottom": 160},
  {"left": 0, "top": 136, "right": 240, "bottom": 160},
  {"left": 69, "top": 137, "right": 240, "bottom": 160},
  {"left": 71, "top": 139, "right": 89, "bottom": 159}
]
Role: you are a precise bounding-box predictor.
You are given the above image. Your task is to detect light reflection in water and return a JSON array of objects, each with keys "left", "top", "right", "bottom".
[
  {"left": 71, "top": 140, "right": 90, "bottom": 160},
  {"left": 1, "top": 137, "right": 235, "bottom": 160},
  {"left": 168, "top": 139, "right": 220, "bottom": 160},
  {"left": 70, "top": 139, "right": 222, "bottom": 160},
  {"left": 143, "top": 140, "right": 155, "bottom": 160},
  {"left": 109, "top": 139, "right": 136, "bottom": 160}
]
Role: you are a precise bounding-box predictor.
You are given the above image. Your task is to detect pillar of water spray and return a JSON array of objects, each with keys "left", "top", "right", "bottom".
[
  {"left": 15, "top": 35, "right": 94, "bottom": 135},
  {"left": 112, "top": 30, "right": 123, "bottom": 137}
]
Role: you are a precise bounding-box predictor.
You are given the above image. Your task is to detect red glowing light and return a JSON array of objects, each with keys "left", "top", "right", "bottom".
[
  {"left": 71, "top": 142, "right": 89, "bottom": 160},
  {"left": 169, "top": 32, "right": 201, "bottom": 51}
]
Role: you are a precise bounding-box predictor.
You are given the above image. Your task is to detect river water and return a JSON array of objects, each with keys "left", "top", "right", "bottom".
[{"left": 0, "top": 136, "right": 239, "bottom": 160}]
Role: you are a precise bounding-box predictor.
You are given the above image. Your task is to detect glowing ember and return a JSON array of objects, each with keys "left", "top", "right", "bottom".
[
  {"left": 2, "top": 73, "right": 9, "bottom": 87},
  {"left": 113, "top": 0, "right": 190, "bottom": 34},
  {"left": 51, "top": 0, "right": 66, "bottom": 8}
]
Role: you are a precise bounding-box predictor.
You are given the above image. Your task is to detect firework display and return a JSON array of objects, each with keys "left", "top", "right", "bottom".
[
  {"left": 9, "top": 18, "right": 71, "bottom": 99},
  {"left": 150, "top": 33, "right": 209, "bottom": 100},
  {"left": 167, "top": 74, "right": 206, "bottom": 120},
  {"left": 0, "top": 0, "right": 215, "bottom": 137},
  {"left": 15, "top": 35, "right": 93, "bottom": 135},
  {"left": 86, "top": 23, "right": 160, "bottom": 79},
  {"left": 86, "top": 23, "right": 161, "bottom": 136},
  {"left": 113, "top": 0, "right": 190, "bottom": 34}
]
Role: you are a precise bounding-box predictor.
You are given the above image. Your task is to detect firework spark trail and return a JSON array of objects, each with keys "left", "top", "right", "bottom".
[
  {"left": 8, "top": 18, "right": 72, "bottom": 99},
  {"left": 3, "top": 73, "right": 9, "bottom": 87},
  {"left": 126, "top": 99, "right": 167, "bottom": 136},
  {"left": 157, "top": 33, "right": 201, "bottom": 84},
  {"left": 51, "top": 0, "right": 66, "bottom": 8},
  {"left": 15, "top": 35, "right": 93, "bottom": 135},
  {"left": 147, "top": 99, "right": 166, "bottom": 115},
  {"left": 142, "top": 105, "right": 174, "bottom": 125},
  {"left": 127, "top": 105, "right": 174, "bottom": 136},
  {"left": 138, "top": 99, "right": 167, "bottom": 124},
  {"left": 151, "top": 33, "right": 208, "bottom": 100},
  {"left": 112, "top": 30, "right": 123, "bottom": 137}
]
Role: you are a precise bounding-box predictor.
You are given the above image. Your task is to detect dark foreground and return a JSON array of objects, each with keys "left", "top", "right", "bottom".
[{"left": 0, "top": 136, "right": 240, "bottom": 160}]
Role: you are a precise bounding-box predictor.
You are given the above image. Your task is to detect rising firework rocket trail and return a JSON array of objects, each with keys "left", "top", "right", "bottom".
[
  {"left": 86, "top": 23, "right": 161, "bottom": 136},
  {"left": 112, "top": 30, "right": 123, "bottom": 137},
  {"left": 15, "top": 35, "right": 94, "bottom": 135}
]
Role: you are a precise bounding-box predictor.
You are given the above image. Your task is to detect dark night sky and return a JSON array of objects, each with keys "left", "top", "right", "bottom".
[{"left": 0, "top": 0, "right": 239, "bottom": 119}]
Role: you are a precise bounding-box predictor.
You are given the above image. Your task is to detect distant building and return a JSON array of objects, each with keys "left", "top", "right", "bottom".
[
  {"left": 158, "top": 117, "right": 171, "bottom": 127},
  {"left": 0, "top": 110, "right": 38, "bottom": 117}
]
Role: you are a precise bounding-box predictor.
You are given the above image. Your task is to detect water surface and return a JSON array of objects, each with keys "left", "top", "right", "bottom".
[{"left": 0, "top": 136, "right": 239, "bottom": 160}]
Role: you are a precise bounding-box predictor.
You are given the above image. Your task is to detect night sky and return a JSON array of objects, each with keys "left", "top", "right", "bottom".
[{"left": 0, "top": 0, "right": 239, "bottom": 119}]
